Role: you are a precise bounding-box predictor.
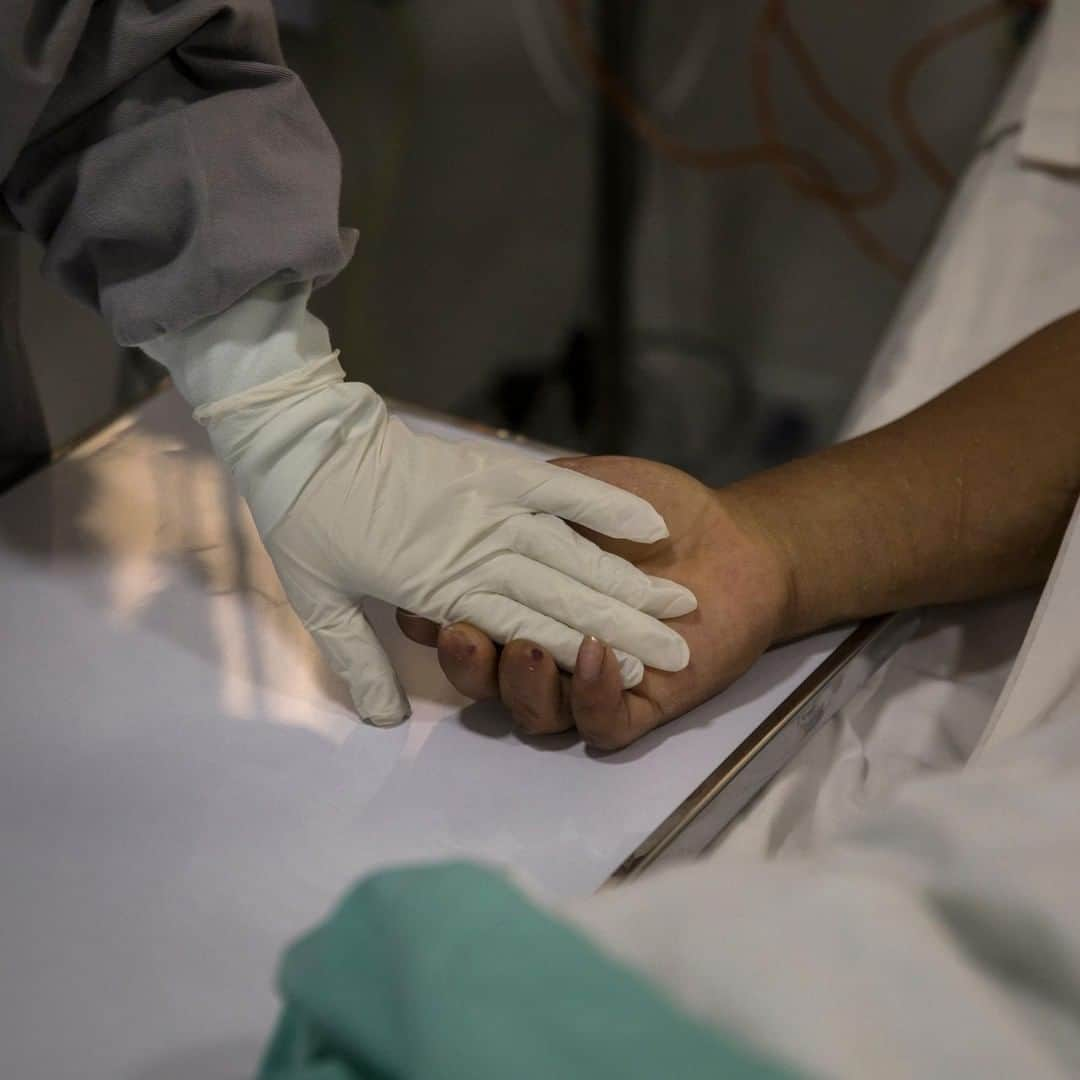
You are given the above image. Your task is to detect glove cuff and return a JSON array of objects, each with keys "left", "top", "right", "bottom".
[
  {"left": 199, "top": 354, "right": 386, "bottom": 536},
  {"left": 142, "top": 281, "right": 387, "bottom": 537},
  {"left": 192, "top": 351, "right": 347, "bottom": 425},
  {"left": 139, "top": 279, "right": 332, "bottom": 409}
]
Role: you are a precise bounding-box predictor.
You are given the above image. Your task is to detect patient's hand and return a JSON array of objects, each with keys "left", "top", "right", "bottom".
[
  {"left": 396, "top": 456, "right": 793, "bottom": 750},
  {"left": 403, "top": 312, "right": 1080, "bottom": 748}
]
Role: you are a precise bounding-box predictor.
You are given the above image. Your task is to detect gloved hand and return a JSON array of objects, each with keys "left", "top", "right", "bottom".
[
  {"left": 400, "top": 456, "right": 791, "bottom": 750},
  {"left": 142, "top": 282, "right": 697, "bottom": 725}
]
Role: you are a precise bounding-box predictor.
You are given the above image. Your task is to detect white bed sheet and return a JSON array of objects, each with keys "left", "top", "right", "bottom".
[{"left": 0, "top": 391, "right": 844, "bottom": 1080}]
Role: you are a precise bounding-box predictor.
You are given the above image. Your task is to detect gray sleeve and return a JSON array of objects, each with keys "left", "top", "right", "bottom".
[{"left": 1, "top": 1, "right": 356, "bottom": 346}]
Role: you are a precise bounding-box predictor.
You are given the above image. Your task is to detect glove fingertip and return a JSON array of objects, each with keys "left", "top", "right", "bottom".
[
  {"left": 641, "top": 575, "right": 699, "bottom": 619},
  {"left": 348, "top": 681, "right": 412, "bottom": 727},
  {"left": 637, "top": 627, "right": 692, "bottom": 674},
  {"left": 364, "top": 710, "right": 411, "bottom": 728},
  {"left": 657, "top": 583, "right": 698, "bottom": 619},
  {"left": 542, "top": 468, "right": 669, "bottom": 542},
  {"left": 577, "top": 486, "right": 668, "bottom": 542},
  {"left": 664, "top": 633, "right": 691, "bottom": 673},
  {"left": 624, "top": 508, "right": 669, "bottom": 544},
  {"left": 615, "top": 652, "right": 645, "bottom": 689}
]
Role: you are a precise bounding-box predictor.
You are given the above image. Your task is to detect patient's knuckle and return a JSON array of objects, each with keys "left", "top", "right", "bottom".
[
  {"left": 574, "top": 707, "right": 618, "bottom": 748},
  {"left": 579, "top": 722, "right": 625, "bottom": 752},
  {"left": 512, "top": 704, "right": 549, "bottom": 735}
]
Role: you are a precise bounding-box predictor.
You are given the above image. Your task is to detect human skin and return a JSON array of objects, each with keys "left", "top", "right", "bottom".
[{"left": 398, "top": 310, "right": 1080, "bottom": 750}]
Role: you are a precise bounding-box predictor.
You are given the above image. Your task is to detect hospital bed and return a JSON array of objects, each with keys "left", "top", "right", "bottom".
[{"left": 0, "top": 381, "right": 908, "bottom": 1078}]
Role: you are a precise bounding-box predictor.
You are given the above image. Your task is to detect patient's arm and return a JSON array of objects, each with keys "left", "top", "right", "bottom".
[
  {"left": 737, "top": 308, "right": 1080, "bottom": 638},
  {"left": 399, "top": 309, "right": 1080, "bottom": 749}
]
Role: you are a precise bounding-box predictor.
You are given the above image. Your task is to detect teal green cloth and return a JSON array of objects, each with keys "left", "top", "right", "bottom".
[{"left": 259, "top": 862, "right": 802, "bottom": 1080}]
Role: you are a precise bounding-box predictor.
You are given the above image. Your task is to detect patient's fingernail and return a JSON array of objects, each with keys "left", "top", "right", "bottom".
[{"left": 578, "top": 636, "right": 605, "bottom": 683}]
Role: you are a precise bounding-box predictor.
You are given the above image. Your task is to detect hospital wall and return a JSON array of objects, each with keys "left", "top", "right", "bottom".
[{"left": 20, "top": 0, "right": 1018, "bottom": 478}]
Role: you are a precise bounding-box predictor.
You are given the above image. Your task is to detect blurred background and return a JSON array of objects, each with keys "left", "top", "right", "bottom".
[{"left": 19, "top": 0, "right": 1035, "bottom": 483}]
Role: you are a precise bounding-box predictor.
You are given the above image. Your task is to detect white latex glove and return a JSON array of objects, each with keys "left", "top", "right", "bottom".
[{"left": 143, "top": 282, "right": 697, "bottom": 725}]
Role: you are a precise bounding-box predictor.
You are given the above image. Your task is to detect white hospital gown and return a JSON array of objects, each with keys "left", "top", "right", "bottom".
[
  {"left": 720, "top": 6, "right": 1080, "bottom": 861},
  {"left": 568, "top": 501, "right": 1080, "bottom": 1077},
  {"left": 564, "top": 8, "right": 1080, "bottom": 1076}
]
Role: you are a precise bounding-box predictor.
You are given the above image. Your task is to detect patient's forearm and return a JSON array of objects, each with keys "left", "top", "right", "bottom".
[{"left": 725, "top": 310, "right": 1080, "bottom": 639}]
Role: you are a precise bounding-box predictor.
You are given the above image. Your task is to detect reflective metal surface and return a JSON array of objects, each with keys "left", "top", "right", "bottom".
[
  {"left": 0, "top": 389, "right": 846, "bottom": 1078},
  {"left": 608, "top": 611, "right": 921, "bottom": 882}
]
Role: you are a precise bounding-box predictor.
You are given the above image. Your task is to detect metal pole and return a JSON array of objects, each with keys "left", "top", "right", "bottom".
[{"left": 589, "top": 0, "right": 640, "bottom": 454}]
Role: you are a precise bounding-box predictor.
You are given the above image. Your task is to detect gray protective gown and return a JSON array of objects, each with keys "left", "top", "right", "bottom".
[
  {"left": 0, "top": 0, "right": 354, "bottom": 484},
  {"left": 1, "top": 0, "right": 354, "bottom": 345}
]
